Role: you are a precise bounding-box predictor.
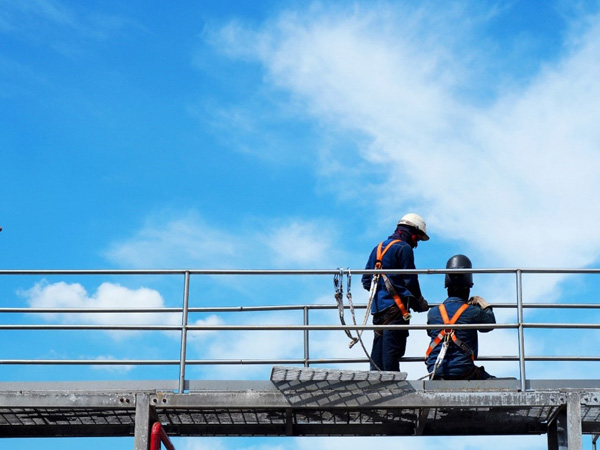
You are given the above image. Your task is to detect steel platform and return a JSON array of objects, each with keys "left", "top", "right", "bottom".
[{"left": 1, "top": 368, "right": 599, "bottom": 449}]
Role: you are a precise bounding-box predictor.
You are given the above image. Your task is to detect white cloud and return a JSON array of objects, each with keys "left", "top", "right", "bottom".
[
  {"left": 295, "top": 435, "right": 547, "bottom": 450},
  {"left": 179, "top": 438, "right": 286, "bottom": 450},
  {"left": 89, "top": 355, "right": 135, "bottom": 374},
  {"left": 104, "top": 211, "right": 242, "bottom": 268},
  {"left": 105, "top": 211, "right": 345, "bottom": 268},
  {"left": 174, "top": 435, "right": 549, "bottom": 450},
  {"left": 189, "top": 314, "right": 225, "bottom": 339},
  {"left": 261, "top": 221, "right": 337, "bottom": 267},
  {"left": 177, "top": 438, "right": 227, "bottom": 450},
  {"left": 186, "top": 311, "right": 305, "bottom": 379},
  {"left": 210, "top": 3, "right": 600, "bottom": 303},
  {"left": 21, "top": 280, "right": 179, "bottom": 327}
]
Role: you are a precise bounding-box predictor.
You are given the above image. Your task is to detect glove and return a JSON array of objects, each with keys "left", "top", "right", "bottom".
[
  {"left": 469, "top": 295, "right": 490, "bottom": 309},
  {"left": 413, "top": 295, "right": 429, "bottom": 312}
]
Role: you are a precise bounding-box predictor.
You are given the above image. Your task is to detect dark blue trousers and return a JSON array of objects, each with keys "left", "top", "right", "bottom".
[{"left": 370, "top": 306, "right": 408, "bottom": 371}]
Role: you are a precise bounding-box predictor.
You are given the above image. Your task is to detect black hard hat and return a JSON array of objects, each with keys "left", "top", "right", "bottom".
[{"left": 445, "top": 254, "right": 474, "bottom": 288}]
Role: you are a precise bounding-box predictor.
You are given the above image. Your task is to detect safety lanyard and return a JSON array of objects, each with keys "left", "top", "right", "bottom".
[{"left": 334, "top": 269, "right": 358, "bottom": 345}]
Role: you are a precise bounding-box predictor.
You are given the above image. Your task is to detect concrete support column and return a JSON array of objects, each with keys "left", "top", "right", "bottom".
[
  {"left": 566, "top": 393, "right": 582, "bottom": 450},
  {"left": 134, "top": 393, "right": 153, "bottom": 450},
  {"left": 548, "top": 407, "right": 567, "bottom": 450},
  {"left": 547, "top": 394, "right": 582, "bottom": 450}
]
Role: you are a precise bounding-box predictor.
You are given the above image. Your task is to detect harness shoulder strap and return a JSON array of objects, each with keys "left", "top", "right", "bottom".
[
  {"left": 425, "top": 303, "right": 471, "bottom": 358},
  {"left": 375, "top": 239, "right": 401, "bottom": 268},
  {"left": 374, "top": 239, "right": 411, "bottom": 321},
  {"left": 447, "top": 303, "right": 475, "bottom": 360},
  {"left": 445, "top": 303, "right": 469, "bottom": 326},
  {"left": 439, "top": 303, "right": 451, "bottom": 323}
]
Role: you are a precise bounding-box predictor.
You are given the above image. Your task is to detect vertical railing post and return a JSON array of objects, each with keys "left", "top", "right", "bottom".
[
  {"left": 304, "top": 305, "right": 310, "bottom": 367},
  {"left": 178, "top": 270, "right": 191, "bottom": 394},
  {"left": 516, "top": 269, "right": 527, "bottom": 392}
]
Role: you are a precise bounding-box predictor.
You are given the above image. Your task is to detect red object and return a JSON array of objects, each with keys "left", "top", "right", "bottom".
[{"left": 150, "top": 422, "right": 175, "bottom": 450}]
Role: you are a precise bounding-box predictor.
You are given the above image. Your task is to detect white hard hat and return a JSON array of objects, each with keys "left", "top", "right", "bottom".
[{"left": 397, "top": 213, "right": 429, "bottom": 241}]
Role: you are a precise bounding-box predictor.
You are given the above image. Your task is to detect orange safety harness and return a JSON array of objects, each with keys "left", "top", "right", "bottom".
[
  {"left": 425, "top": 303, "right": 474, "bottom": 361},
  {"left": 374, "top": 239, "right": 411, "bottom": 322}
]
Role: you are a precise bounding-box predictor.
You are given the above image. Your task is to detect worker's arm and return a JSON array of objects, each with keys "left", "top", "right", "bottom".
[
  {"left": 361, "top": 248, "right": 377, "bottom": 290},
  {"left": 392, "top": 244, "right": 423, "bottom": 298},
  {"left": 469, "top": 296, "right": 495, "bottom": 333}
]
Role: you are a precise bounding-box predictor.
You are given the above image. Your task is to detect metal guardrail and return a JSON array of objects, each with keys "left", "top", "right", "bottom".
[{"left": 1, "top": 268, "right": 600, "bottom": 393}]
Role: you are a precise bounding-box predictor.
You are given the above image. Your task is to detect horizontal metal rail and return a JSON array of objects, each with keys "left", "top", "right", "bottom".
[
  {"left": 3, "top": 355, "right": 600, "bottom": 366},
  {"left": 0, "top": 322, "right": 598, "bottom": 331},
  {"left": 3, "top": 267, "right": 600, "bottom": 274},
  {"left": 0, "top": 323, "right": 510, "bottom": 330},
  {"left": 1, "top": 302, "right": 599, "bottom": 314}
]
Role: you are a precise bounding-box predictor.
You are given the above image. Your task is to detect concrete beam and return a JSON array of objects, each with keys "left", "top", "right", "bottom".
[{"left": 134, "top": 393, "right": 157, "bottom": 450}]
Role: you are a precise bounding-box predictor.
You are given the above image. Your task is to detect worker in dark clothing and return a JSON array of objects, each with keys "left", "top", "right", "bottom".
[
  {"left": 425, "top": 254, "right": 496, "bottom": 380},
  {"left": 362, "top": 213, "right": 430, "bottom": 372}
]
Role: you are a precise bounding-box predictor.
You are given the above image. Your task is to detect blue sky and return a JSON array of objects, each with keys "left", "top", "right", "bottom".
[{"left": 2, "top": 0, "right": 600, "bottom": 448}]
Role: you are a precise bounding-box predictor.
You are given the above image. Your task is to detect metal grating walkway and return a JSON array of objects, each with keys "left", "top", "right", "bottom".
[{"left": 1, "top": 372, "right": 599, "bottom": 445}]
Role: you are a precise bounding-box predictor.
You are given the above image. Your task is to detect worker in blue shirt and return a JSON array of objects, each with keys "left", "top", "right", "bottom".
[
  {"left": 425, "top": 254, "right": 496, "bottom": 380},
  {"left": 362, "top": 213, "right": 430, "bottom": 372}
]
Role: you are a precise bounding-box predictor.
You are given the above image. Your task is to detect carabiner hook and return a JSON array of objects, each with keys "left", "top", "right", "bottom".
[{"left": 334, "top": 268, "right": 344, "bottom": 295}]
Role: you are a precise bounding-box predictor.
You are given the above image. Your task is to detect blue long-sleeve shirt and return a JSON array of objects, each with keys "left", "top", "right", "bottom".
[
  {"left": 426, "top": 296, "right": 496, "bottom": 377},
  {"left": 361, "top": 236, "right": 422, "bottom": 314}
]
